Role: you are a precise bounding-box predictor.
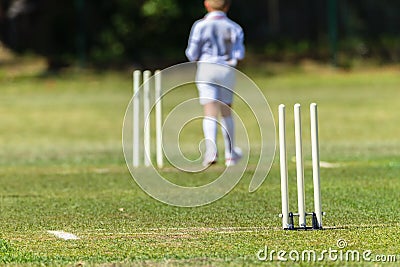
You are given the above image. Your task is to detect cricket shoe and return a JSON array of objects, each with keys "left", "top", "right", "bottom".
[
  {"left": 202, "top": 150, "right": 218, "bottom": 167},
  {"left": 225, "top": 147, "right": 242, "bottom": 167}
]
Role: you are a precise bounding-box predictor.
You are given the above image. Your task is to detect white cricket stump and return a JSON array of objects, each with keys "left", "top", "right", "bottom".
[
  {"left": 279, "top": 104, "right": 290, "bottom": 229},
  {"left": 133, "top": 70, "right": 141, "bottom": 168},
  {"left": 155, "top": 70, "right": 163, "bottom": 169},
  {"left": 310, "top": 103, "right": 322, "bottom": 229},
  {"left": 143, "top": 70, "right": 152, "bottom": 167}
]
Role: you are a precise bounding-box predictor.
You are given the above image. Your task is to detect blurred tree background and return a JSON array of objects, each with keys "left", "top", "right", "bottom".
[{"left": 0, "top": 0, "right": 399, "bottom": 70}]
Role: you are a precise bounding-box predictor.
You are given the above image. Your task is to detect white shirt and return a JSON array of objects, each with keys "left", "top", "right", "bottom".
[{"left": 186, "top": 11, "right": 245, "bottom": 67}]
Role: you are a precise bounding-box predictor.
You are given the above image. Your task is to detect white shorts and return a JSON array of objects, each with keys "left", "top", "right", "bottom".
[{"left": 196, "top": 63, "right": 236, "bottom": 105}]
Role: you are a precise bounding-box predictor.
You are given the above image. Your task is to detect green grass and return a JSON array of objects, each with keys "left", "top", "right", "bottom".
[{"left": 1, "top": 61, "right": 400, "bottom": 266}]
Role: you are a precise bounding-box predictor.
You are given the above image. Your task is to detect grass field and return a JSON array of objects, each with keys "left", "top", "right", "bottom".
[{"left": 1, "top": 57, "right": 400, "bottom": 266}]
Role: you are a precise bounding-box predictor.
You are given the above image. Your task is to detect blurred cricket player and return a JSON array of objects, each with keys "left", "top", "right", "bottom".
[{"left": 186, "top": 0, "right": 245, "bottom": 167}]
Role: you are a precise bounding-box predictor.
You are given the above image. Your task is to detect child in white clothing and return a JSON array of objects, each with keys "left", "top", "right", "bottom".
[{"left": 186, "top": 0, "right": 245, "bottom": 166}]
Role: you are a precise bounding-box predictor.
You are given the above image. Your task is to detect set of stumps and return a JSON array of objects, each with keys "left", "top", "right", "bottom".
[{"left": 279, "top": 103, "right": 324, "bottom": 230}]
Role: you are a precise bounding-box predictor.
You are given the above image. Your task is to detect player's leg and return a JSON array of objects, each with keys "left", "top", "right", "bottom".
[
  {"left": 218, "top": 67, "right": 242, "bottom": 166},
  {"left": 196, "top": 63, "right": 222, "bottom": 166},
  {"left": 221, "top": 103, "right": 242, "bottom": 166},
  {"left": 202, "top": 101, "right": 219, "bottom": 166},
  {"left": 220, "top": 103, "right": 234, "bottom": 159}
]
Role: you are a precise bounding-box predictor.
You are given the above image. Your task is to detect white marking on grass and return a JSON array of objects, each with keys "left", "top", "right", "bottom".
[
  {"left": 74, "top": 224, "right": 400, "bottom": 240},
  {"left": 87, "top": 226, "right": 275, "bottom": 236},
  {"left": 47, "top": 230, "right": 80, "bottom": 240},
  {"left": 320, "top": 161, "right": 341, "bottom": 168},
  {"left": 93, "top": 168, "right": 110, "bottom": 174},
  {"left": 290, "top": 157, "right": 341, "bottom": 168}
]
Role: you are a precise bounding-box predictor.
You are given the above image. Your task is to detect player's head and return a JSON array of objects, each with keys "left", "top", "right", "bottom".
[{"left": 204, "top": 0, "right": 231, "bottom": 12}]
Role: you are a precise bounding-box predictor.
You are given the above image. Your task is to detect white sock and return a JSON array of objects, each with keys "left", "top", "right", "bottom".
[
  {"left": 221, "top": 116, "right": 234, "bottom": 158},
  {"left": 203, "top": 117, "right": 218, "bottom": 155}
]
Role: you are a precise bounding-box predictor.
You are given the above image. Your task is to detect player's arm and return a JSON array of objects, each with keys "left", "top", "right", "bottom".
[
  {"left": 185, "top": 22, "right": 202, "bottom": 62},
  {"left": 232, "top": 29, "right": 245, "bottom": 62}
]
